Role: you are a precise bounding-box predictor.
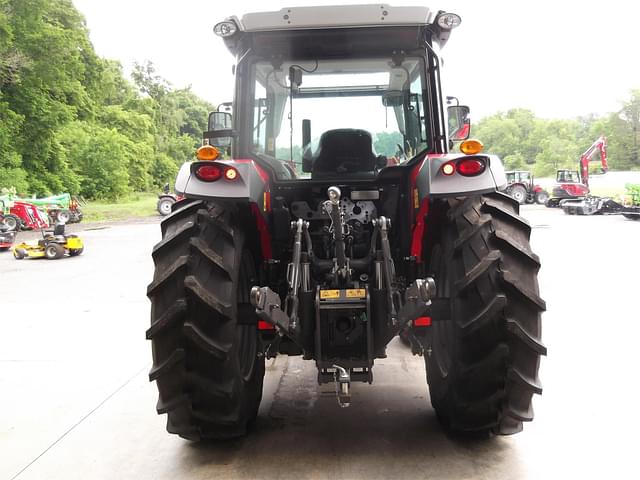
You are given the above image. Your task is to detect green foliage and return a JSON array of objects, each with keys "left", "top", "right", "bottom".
[
  {"left": 626, "top": 183, "right": 640, "bottom": 206},
  {"left": 374, "top": 131, "right": 403, "bottom": 157},
  {"left": 150, "top": 153, "right": 179, "bottom": 188},
  {"left": 0, "top": 2, "right": 212, "bottom": 200},
  {"left": 57, "top": 121, "right": 129, "bottom": 200},
  {"left": 474, "top": 97, "right": 640, "bottom": 176}
]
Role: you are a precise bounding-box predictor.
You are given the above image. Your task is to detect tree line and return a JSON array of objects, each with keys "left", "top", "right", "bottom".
[
  {"left": 0, "top": 0, "right": 212, "bottom": 200},
  {"left": 472, "top": 91, "right": 640, "bottom": 177}
]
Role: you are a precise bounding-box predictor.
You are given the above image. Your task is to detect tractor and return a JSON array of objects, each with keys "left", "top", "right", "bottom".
[
  {"left": 0, "top": 223, "right": 16, "bottom": 251},
  {"left": 14, "top": 193, "right": 84, "bottom": 224},
  {"left": 157, "top": 183, "right": 184, "bottom": 216},
  {"left": 147, "top": 4, "right": 545, "bottom": 441},
  {"left": 0, "top": 196, "right": 49, "bottom": 231},
  {"left": 504, "top": 170, "right": 548, "bottom": 204}
]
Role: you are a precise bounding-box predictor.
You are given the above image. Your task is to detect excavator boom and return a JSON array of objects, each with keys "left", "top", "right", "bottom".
[{"left": 579, "top": 135, "right": 608, "bottom": 187}]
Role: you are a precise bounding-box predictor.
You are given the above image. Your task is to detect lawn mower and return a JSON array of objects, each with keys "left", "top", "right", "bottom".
[{"left": 13, "top": 223, "right": 84, "bottom": 260}]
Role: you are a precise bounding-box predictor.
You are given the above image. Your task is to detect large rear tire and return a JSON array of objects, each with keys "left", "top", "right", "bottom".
[
  {"left": 147, "top": 200, "right": 264, "bottom": 440},
  {"left": 425, "top": 193, "right": 546, "bottom": 435}
]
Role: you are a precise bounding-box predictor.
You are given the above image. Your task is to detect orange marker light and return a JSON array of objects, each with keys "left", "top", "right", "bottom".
[
  {"left": 196, "top": 145, "right": 219, "bottom": 161},
  {"left": 460, "top": 139, "right": 484, "bottom": 155}
]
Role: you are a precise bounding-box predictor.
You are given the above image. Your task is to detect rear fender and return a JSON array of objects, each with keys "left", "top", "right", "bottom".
[
  {"left": 409, "top": 153, "right": 506, "bottom": 263},
  {"left": 175, "top": 159, "right": 273, "bottom": 259},
  {"left": 175, "top": 159, "right": 270, "bottom": 211},
  {"left": 413, "top": 153, "right": 507, "bottom": 199}
]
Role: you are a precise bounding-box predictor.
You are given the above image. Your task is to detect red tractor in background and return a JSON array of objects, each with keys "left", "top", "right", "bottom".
[
  {"left": 1, "top": 198, "right": 49, "bottom": 231},
  {"left": 156, "top": 183, "right": 184, "bottom": 216},
  {"left": 546, "top": 135, "right": 608, "bottom": 207},
  {"left": 504, "top": 170, "right": 549, "bottom": 204}
]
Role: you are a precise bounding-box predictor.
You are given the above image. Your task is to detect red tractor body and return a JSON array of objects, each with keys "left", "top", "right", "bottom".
[{"left": 10, "top": 202, "right": 50, "bottom": 230}]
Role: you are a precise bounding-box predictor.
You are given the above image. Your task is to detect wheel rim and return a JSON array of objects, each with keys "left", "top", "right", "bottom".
[
  {"left": 159, "top": 200, "right": 172, "bottom": 215},
  {"left": 58, "top": 211, "right": 71, "bottom": 223},
  {"left": 45, "top": 245, "right": 57, "bottom": 258},
  {"left": 513, "top": 189, "right": 525, "bottom": 202},
  {"left": 4, "top": 217, "right": 17, "bottom": 230}
]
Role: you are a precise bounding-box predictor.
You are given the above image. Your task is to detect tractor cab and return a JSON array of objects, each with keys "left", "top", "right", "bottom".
[{"left": 201, "top": 6, "right": 472, "bottom": 183}]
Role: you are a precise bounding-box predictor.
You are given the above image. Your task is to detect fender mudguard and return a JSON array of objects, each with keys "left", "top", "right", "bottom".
[
  {"left": 174, "top": 159, "right": 270, "bottom": 210},
  {"left": 412, "top": 153, "right": 507, "bottom": 199}
]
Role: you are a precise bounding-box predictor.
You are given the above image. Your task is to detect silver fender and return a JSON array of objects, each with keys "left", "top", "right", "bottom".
[
  {"left": 174, "top": 160, "right": 268, "bottom": 205},
  {"left": 414, "top": 154, "right": 507, "bottom": 197}
]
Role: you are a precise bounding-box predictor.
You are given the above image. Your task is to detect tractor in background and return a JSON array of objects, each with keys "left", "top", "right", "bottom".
[
  {"left": 504, "top": 170, "right": 548, "bottom": 204},
  {"left": 12, "top": 193, "right": 83, "bottom": 224},
  {"left": 156, "top": 183, "right": 184, "bottom": 216},
  {"left": 0, "top": 223, "right": 16, "bottom": 251},
  {"left": 0, "top": 196, "right": 49, "bottom": 231}
]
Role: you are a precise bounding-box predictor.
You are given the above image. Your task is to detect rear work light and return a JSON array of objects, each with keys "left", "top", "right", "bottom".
[
  {"left": 195, "top": 164, "right": 222, "bottom": 182},
  {"left": 214, "top": 21, "right": 238, "bottom": 37},
  {"left": 224, "top": 167, "right": 238, "bottom": 180},
  {"left": 441, "top": 161, "right": 456, "bottom": 176},
  {"left": 457, "top": 158, "right": 486, "bottom": 176}
]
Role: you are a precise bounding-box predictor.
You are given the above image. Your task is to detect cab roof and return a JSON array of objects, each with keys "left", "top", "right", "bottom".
[{"left": 235, "top": 4, "right": 435, "bottom": 32}]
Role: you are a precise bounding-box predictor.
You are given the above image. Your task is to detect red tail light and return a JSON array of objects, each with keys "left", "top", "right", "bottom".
[
  {"left": 258, "top": 320, "right": 275, "bottom": 330},
  {"left": 457, "top": 158, "right": 486, "bottom": 176},
  {"left": 413, "top": 316, "right": 432, "bottom": 327},
  {"left": 195, "top": 164, "right": 222, "bottom": 182}
]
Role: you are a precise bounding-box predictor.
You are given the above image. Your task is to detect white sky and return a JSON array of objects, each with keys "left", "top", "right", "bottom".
[{"left": 72, "top": 0, "right": 640, "bottom": 121}]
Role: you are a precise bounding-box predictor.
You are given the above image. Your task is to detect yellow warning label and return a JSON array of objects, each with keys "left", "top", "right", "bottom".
[
  {"left": 346, "top": 289, "right": 366, "bottom": 298},
  {"left": 320, "top": 289, "right": 340, "bottom": 299}
]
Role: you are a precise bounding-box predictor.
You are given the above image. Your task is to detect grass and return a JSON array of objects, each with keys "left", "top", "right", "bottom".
[
  {"left": 82, "top": 192, "right": 159, "bottom": 222},
  {"left": 588, "top": 186, "right": 627, "bottom": 199}
]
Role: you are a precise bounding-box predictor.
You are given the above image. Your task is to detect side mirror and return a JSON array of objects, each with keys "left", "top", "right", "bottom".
[
  {"left": 448, "top": 105, "right": 470, "bottom": 140},
  {"left": 206, "top": 111, "right": 233, "bottom": 149},
  {"left": 208, "top": 111, "right": 232, "bottom": 132}
]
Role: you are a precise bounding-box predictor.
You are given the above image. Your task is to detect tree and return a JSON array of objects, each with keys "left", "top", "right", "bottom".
[
  {"left": 58, "top": 121, "right": 130, "bottom": 199},
  {"left": 374, "top": 131, "right": 403, "bottom": 157}
]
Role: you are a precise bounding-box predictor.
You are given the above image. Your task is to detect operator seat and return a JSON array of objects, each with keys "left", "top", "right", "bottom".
[{"left": 306, "top": 129, "right": 383, "bottom": 179}]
